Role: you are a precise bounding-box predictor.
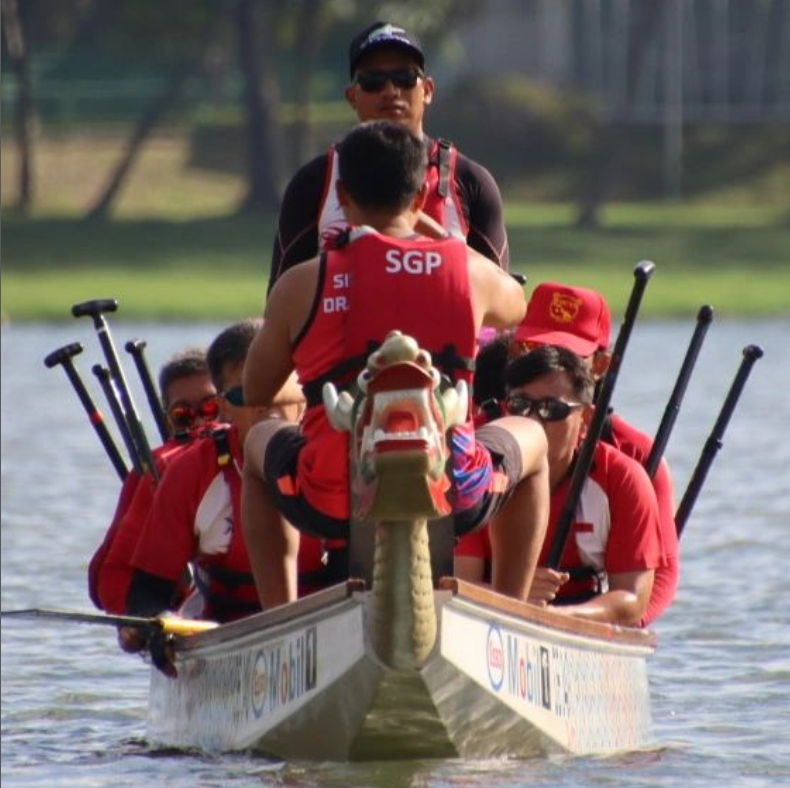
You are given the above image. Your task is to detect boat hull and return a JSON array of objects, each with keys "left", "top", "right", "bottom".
[{"left": 147, "top": 581, "right": 655, "bottom": 760}]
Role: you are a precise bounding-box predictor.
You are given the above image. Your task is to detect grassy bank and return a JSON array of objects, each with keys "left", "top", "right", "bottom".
[{"left": 2, "top": 134, "right": 788, "bottom": 321}]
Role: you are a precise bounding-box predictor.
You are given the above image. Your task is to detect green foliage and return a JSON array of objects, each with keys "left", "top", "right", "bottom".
[
  {"left": 3, "top": 202, "right": 788, "bottom": 322},
  {"left": 430, "top": 75, "right": 597, "bottom": 191}
]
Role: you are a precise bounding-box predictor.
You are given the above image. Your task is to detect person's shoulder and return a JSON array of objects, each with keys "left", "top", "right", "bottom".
[
  {"left": 160, "top": 432, "right": 224, "bottom": 482},
  {"left": 608, "top": 413, "right": 652, "bottom": 463},
  {"left": 593, "top": 439, "right": 653, "bottom": 490},
  {"left": 282, "top": 152, "right": 331, "bottom": 197},
  {"left": 453, "top": 148, "right": 501, "bottom": 189},
  {"left": 270, "top": 254, "right": 322, "bottom": 296}
]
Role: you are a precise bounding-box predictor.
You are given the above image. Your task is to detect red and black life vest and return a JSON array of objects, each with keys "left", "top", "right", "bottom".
[
  {"left": 291, "top": 228, "right": 478, "bottom": 519},
  {"left": 196, "top": 429, "right": 329, "bottom": 620}
]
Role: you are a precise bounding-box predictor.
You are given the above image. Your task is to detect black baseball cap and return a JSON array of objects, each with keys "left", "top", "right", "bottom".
[{"left": 348, "top": 22, "right": 425, "bottom": 77}]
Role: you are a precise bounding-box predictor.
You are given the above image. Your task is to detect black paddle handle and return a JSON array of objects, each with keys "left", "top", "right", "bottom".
[
  {"left": 44, "top": 343, "right": 128, "bottom": 481},
  {"left": 125, "top": 339, "right": 170, "bottom": 444},
  {"left": 72, "top": 299, "right": 160, "bottom": 482},
  {"left": 645, "top": 304, "right": 714, "bottom": 479},
  {"left": 546, "top": 260, "right": 655, "bottom": 569},
  {"left": 675, "top": 344, "right": 764, "bottom": 537}
]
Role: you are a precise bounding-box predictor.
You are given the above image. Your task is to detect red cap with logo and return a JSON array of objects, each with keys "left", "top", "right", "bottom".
[{"left": 513, "top": 282, "right": 611, "bottom": 356}]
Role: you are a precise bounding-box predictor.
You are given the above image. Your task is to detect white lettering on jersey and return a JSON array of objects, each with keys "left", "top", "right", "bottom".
[
  {"left": 384, "top": 249, "right": 443, "bottom": 275},
  {"left": 323, "top": 296, "right": 349, "bottom": 313},
  {"left": 332, "top": 272, "right": 350, "bottom": 289}
]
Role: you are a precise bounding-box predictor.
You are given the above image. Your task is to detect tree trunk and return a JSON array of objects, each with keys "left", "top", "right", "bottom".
[
  {"left": 575, "top": 1, "right": 665, "bottom": 228},
  {"left": 290, "top": 0, "right": 329, "bottom": 168},
  {"left": 235, "top": 0, "right": 281, "bottom": 212},
  {"left": 85, "top": 61, "right": 196, "bottom": 221},
  {"left": 2, "top": 0, "right": 36, "bottom": 214}
]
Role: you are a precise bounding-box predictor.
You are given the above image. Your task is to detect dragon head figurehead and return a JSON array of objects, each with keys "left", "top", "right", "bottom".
[{"left": 323, "top": 331, "right": 468, "bottom": 521}]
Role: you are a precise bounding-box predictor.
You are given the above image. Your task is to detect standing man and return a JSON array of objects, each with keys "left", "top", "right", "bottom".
[
  {"left": 269, "top": 21, "right": 509, "bottom": 288},
  {"left": 243, "top": 120, "right": 549, "bottom": 609}
]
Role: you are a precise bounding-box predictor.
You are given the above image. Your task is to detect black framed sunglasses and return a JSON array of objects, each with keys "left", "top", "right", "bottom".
[
  {"left": 167, "top": 396, "right": 220, "bottom": 431},
  {"left": 504, "top": 395, "right": 585, "bottom": 422},
  {"left": 354, "top": 67, "right": 423, "bottom": 93},
  {"left": 222, "top": 386, "right": 245, "bottom": 407}
]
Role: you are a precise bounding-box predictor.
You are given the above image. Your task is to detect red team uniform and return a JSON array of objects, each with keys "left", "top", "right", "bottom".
[
  {"left": 457, "top": 441, "right": 665, "bottom": 621},
  {"left": 128, "top": 428, "right": 326, "bottom": 622},
  {"left": 88, "top": 438, "right": 194, "bottom": 614},
  {"left": 605, "top": 413, "right": 678, "bottom": 625},
  {"left": 265, "top": 227, "right": 518, "bottom": 540}
]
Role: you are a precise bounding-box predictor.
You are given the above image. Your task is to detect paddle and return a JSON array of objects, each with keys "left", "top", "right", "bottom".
[
  {"left": 0, "top": 608, "right": 218, "bottom": 637},
  {"left": 546, "top": 260, "right": 656, "bottom": 569},
  {"left": 92, "top": 363, "right": 144, "bottom": 476},
  {"left": 675, "top": 344, "right": 764, "bottom": 537},
  {"left": 645, "top": 304, "right": 714, "bottom": 480},
  {"left": 126, "top": 339, "right": 170, "bottom": 445},
  {"left": 72, "top": 299, "right": 160, "bottom": 482},
  {"left": 44, "top": 343, "right": 129, "bottom": 481}
]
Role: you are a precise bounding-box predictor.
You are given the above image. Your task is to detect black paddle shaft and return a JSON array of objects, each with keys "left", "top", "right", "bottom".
[
  {"left": 675, "top": 344, "right": 764, "bottom": 537},
  {"left": 645, "top": 304, "right": 714, "bottom": 479},
  {"left": 546, "top": 260, "right": 656, "bottom": 569},
  {"left": 44, "top": 343, "right": 128, "bottom": 481},
  {"left": 126, "top": 339, "right": 170, "bottom": 444},
  {"left": 72, "top": 299, "right": 160, "bottom": 482},
  {"left": 92, "top": 364, "right": 143, "bottom": 476}
]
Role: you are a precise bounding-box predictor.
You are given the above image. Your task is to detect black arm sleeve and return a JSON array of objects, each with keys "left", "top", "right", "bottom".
[
  {"left": 454, "top": 154, "right": 510, "bottom": 271},
  {"left": 268, "top": 153, "right": 329, "bottom": 294},
  {"left": 126, "top": 569, "right": 179, "bottom": 618}
]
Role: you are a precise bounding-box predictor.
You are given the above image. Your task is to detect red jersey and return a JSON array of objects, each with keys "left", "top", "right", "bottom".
[
  {"left": 89, "top": 438, "right": 193, "bottom": 613},
  {"left": 291, "top": 227, "right": 487, "bottom": 520},
  {"left": 130, "top": 428, "right": 325, "bottom": 621},
  {"left": 608, "top": 414, "right": 679, "bottom": 625},
  {"left": 457, "top": 441, "right": 664, "bottom": 611}
]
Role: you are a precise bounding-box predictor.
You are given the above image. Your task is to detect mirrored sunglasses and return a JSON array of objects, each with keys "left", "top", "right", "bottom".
[
  {"left": 167, "top": 396, "right": 220, "bottom": 430},
  {"left": 504, "top": 395, "right": 585, "bottom": 422},
  {"left": 355, "top": 67, "right": 423, "bottom": 93},
  {"left": 222, "top": 386, "right": 245, "bottom": 407}
]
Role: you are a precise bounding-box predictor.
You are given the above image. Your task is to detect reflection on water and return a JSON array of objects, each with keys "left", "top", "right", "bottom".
[{"left": 2, "top": 320, "right": 789, "bottom": 787}]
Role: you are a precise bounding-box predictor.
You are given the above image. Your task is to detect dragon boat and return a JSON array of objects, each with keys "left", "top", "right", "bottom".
[{"left": 147, "top": 332, "right": 656, "bottom": 760}]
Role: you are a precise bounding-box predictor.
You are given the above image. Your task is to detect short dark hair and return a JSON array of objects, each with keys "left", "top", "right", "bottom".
[
  {"left": 158, "top": 348, "right": 209, "bottom": 407},
  {"left": 206, "top": 318, "right": 262, "bottom": 390},
  {"left": 338, "top": 121, "right": 427, "bottom": 212},
  {"left": 505, "top": 345, "right": 595, "bottom": 404},
  {"left": 473, "top": 335, "right": 510, "bottom": 407}
]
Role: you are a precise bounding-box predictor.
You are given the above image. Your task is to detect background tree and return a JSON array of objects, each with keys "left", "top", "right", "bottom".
[
  {"left": 2, "top": 0, "right": 37, "bottom": 214},
  {"left": 86, "top": 0, "right": 220, "bottom": 220}
]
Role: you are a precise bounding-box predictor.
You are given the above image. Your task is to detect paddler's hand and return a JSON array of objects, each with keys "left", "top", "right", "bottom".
[
  {"left": 117, "top": 626, "right": 148, "bottom": 653},
  {"left": 528, "top": 568, "right": 570, "bottom": 606}
]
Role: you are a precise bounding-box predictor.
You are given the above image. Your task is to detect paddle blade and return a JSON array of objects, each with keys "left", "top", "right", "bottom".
[{"left": 1, "top": 608, "right": 218, "bottom": 637}]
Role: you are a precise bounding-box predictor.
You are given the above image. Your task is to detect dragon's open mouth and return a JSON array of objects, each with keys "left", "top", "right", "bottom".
[{"left": 360, "top": 387, "right": 441, "bottom": 459}]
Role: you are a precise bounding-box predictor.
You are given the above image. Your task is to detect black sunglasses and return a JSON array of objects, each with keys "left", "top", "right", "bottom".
[
  {"left": 504, "top": 395, "right": 585, "bottom": 422},
  {"left": 355, "top": 67, "right": 423, "bottom": 93},
  {"left": 222, "top": 385, "right": 245, "bottom": 407},
  {"left": 167, "top": 396, "right": 220, "bottom": 431}
]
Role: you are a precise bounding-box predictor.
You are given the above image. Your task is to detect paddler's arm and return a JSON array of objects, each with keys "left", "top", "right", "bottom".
[
  {"left": 244, "top": 260, "right": 318, "bottom": 408},
  {"left": 551, "top": 569, "right": 654, "bottom": 627},
  {"left": 468, "top": 248, "right": 527, "bottom": 331}
]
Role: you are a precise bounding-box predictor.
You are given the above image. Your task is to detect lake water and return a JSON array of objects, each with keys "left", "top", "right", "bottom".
[{"left": 2, "top": 319, "right": 789, "bottom": 787}]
